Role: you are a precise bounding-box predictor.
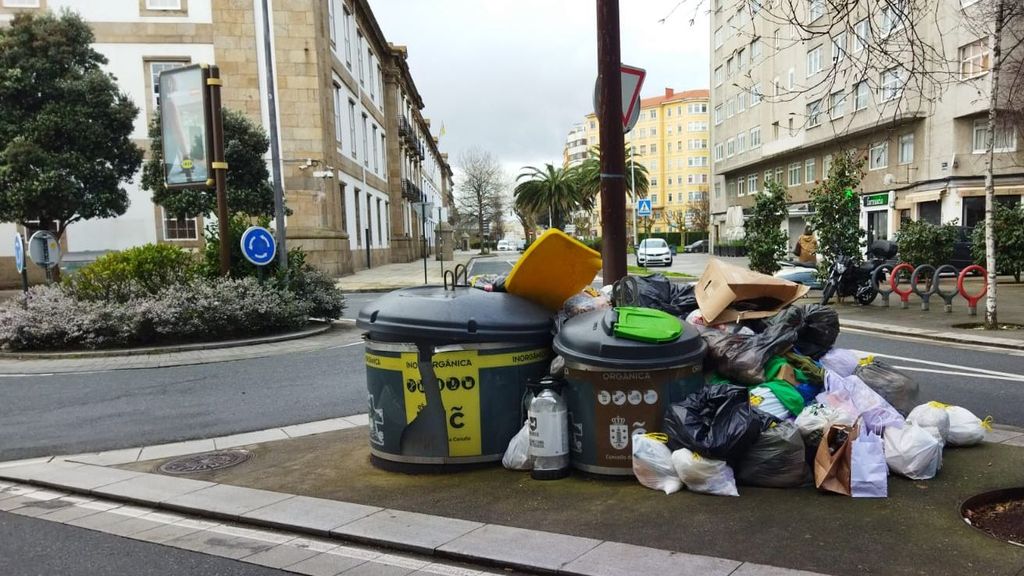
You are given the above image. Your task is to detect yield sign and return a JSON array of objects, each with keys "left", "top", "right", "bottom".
[{"left": 593, "top": 64, "right": 647, "bottom": 133}]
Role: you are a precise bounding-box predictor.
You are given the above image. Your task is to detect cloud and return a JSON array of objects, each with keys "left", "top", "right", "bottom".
[{"left": 368, "top": 0, "right": 709, "bottom": 177}]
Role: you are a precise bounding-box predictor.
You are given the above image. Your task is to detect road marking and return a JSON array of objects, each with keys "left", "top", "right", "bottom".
[
  {"left": 0, "top": 373, "right": 55, "bottom": 378},
  {"left": 842, "top": 326, "right": 1024, "bottom": 357},
  {"left": 890, "top": 366, "right": 1024, "bottom": 383},
  {"left": 324, "top": 340, "right": 364, "bottom": 350},
  {"left": 851, "top": 349, "right": 1024, "bottom": 380}
]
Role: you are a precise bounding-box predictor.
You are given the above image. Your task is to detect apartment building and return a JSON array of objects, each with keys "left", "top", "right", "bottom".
[
  {"left": 586, "top": 88, "right": 711, "bottom": 238},
  {"left": 0, "top": 0, "right": 451, "bottom": 284},
  {"left": 564, "top": 122, "right": 589, "bottom": 167},
  {"left": 709, "top": 0, "right": 1023, "bottom": 248}
]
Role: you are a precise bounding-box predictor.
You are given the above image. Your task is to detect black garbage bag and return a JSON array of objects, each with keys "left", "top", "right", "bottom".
[
  {"left": 663, "top": 385, "right": 763, "bottom": 462},
  {"left": 855, "top": 359, "right": 920, "bottom": 416},
  {"left": 769, "top": 304, "right": 839, "bottom": 359},
  {"left": 736, "top": 421, "right": 811, "bottom": 488},
  {"left": 699, "top": 322, "right": 799, "bottom": 385},
  {"left": 632, "top": 274, "right": 698, "bottom": 317}
]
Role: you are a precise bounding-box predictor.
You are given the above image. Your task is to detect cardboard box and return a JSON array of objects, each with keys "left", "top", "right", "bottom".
[{"left": 695, "top": 259, "right": 810, "bottom": 325}]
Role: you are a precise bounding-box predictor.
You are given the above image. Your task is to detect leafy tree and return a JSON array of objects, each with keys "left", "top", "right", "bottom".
[
  {"left": 972, "top": 202, "right": 1024, "bottom": 282},
  {"left": 0, "top": 12, "right": 143, "bottom": 240},
  {"left": 808, "top": 152, "right": 865, "bottom": 272},
  {"left": 143, "top": 108, "right": 276, "bottom": 218},
  {"left": 513, "top": 163, "right": 584, "bottom": 231},
  {"left": 896, "top": 219, "right": 959, "bottom": 269},
  {"left": 745, "top": 180, "right": 790, "bottom": 275}
]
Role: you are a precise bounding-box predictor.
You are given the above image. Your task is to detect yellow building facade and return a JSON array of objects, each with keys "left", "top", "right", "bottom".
[{"left": 585, "top": 88, "right": 710, "bottom": 237}]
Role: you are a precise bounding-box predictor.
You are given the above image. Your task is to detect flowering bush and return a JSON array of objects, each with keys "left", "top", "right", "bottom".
[
  {"left": 0, "top": 277, "right": 310, "bottom": 351},
  {"left": 64, "top": 244, "right": 199, "bottom": 302}
]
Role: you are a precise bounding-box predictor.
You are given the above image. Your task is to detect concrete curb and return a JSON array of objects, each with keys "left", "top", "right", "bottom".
[
  {"left": 0, "top": 322, "right": 334, "bottom": 360},
  {"left": 839, "top": 318, "right": 1024, "bottom": 350}
]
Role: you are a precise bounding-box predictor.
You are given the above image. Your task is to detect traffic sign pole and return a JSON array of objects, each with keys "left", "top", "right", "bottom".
[
  {"left": 207, "top": 65, "right": 230, "bottom": 276},
  {"left": 597, "top": 0, "right": 626, "bottom": 286}
]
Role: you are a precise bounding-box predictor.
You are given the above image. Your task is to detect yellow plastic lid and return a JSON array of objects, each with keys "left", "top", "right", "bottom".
[{"left": 505, "top": 229, "right": 602, "bottom": 311}]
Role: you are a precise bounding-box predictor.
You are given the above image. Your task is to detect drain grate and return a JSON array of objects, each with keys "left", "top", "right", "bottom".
[{"left": 159, "top": 449, "right": 252, "bottom": 475}]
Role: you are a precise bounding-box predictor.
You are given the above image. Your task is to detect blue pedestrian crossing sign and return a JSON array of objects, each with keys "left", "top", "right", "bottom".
[
  {"left": 240, "top": 226, "right": 277, "bottom": 266},
  {"left": 13, "top": 233, "right": 24, "bottom": 274},
  {"left": 636, "top": 198, "right": 652, "bottom": 217}
]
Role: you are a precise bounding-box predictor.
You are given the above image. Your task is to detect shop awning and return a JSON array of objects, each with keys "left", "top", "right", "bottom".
[
  {"left": 957, "top": 186, "right": 1024, "bottom": 198},
  {"left": 895, "top": 190, "right": 942, "bottom": 210}
]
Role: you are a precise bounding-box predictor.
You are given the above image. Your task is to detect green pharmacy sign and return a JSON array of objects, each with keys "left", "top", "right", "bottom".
[{"left": 863, "top": 193, "right": 889, "bottom": 207}]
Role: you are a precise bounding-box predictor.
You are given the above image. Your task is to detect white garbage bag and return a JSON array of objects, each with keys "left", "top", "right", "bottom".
[
  {"left": 671, "top": 448, "right": 739, "bottom": 497},
  {"left": 821, "top": 371, "right": 904, "bottom": 434},
  {"left": 796, "top": 403, "right": 855, "bottom": 446},
  {"left": 945, "top": 405, "right": 990, "bottom": 447},
  {"left": 883, "top": 423, "right": 943, "bottom": 480},
  {"left": 820, "top": 348, "right": 860, "bottom": 378},
  {"left": 502, "top": 422, "right": 532, "bottom": 470},
  {"left": 749, "top": 386, "right": 790, "bottom": 420},
  {"left": 907, "top": 402, "right": 951, "bottom": 444},
  {"left": 632, "top": 434, "right": 683, "bottom": 495},
  {"left": 851, "top": 430, "right": 888, "bottom": 498}
]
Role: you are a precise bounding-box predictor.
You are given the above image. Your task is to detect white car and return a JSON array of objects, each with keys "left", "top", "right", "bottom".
[
  {"left": 636, "top": 238, "right": 673, "bottom": 267},
  {"left": 496, "top": 239, "right": 516, "bottom": 252}
]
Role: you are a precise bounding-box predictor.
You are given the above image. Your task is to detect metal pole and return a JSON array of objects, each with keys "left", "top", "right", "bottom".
[
  {"left": 597, "top": 0, "right": 626, "bottom": 285},
  {"left": 422, "top": 205, "right": 428, "bottom": 285},
  {"left": 630, "top": 143, "right": 637, "bottom": 248},
  {"left": 365, "top": 227, "right": 371, "bottom": 269},
  {"left": 438, "top": 206, "right": 444, "bottom": 277},
  {"left": 261, "top": 0, "right": 288, "bottom": 272},
  {"left": 208, "top": 66, "right": 230, "bottom": 276}
]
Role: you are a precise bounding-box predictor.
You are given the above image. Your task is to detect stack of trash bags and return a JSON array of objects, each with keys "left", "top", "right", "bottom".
[{"left": 631, "top": 301, "right": 993, "bottom": 498}]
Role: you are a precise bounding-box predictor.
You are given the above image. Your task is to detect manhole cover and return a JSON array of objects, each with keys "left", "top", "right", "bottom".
[
  {"left": 962, "top": 487, "right": 1024, "bottom": 547},
  {"left": 159, "top": 450, "right": 252, "bottom": 475}
]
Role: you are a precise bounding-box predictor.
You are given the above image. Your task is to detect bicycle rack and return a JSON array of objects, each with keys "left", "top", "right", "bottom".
[
  {"left": 958, "top": 265, "right": 988, "bottom": 316},
  {"left": 872, "top": 264, "right": 895, "bottom": 307},
  {"left": 910, "top": 265, "right": 937, "bottom": 311},
  {"left": 889, "top": 263, "right": 915, "bottom": 310},
  {"left": 933, "top": 264, "right": 960, "bottom": 313}
]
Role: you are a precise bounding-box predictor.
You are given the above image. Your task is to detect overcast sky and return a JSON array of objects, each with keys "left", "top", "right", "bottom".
[{"left": 368, "top": 0, "right": 710, "bottom": 179}]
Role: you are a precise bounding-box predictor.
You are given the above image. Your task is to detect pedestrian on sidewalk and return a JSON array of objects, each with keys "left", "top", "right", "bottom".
[{"left": 795, "top": 226, "right": 818, "bottom": 265}]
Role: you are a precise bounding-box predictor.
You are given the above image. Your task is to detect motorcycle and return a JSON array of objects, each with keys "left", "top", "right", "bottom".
[{"left": 820, "top": 240, "right": 898, "bottom": 306}]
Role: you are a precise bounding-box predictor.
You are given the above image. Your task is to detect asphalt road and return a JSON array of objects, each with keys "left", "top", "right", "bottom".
[
  {"left": 0, "top": 512, "right": 289, "bottom": 576},
  {"left": 1, "top": 292, "right": 1021, "bottom": 461}
]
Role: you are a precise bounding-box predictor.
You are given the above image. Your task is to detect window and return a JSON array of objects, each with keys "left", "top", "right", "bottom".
[
  {"left": 832, "top": 32, "right": 847, "bottom": 63},
  {"left": 667, "top": 108, "right": 673, "bottom": 117},
  {"left": 775, "top": 167, "right": 784, "bottom": 185},
  {"left": 715, "top": 182, "right": 722, "bottom": 198},
  {"left": 651, "top": 127, "right": 657, "bottom": 136},
  {"left": 774, "top": 28, "right": 781, "bottom": 50},
  {"left": 773, "top": 77, "right": 780, "bottom": 96},
  {"left": 959, "top": 40, "right": 990, "bottom": 79},
  {"left": 789, "top": 162, "right": 803, "bottom": 186},
  {"left": 805, "top": 158, "right": 816, "bottom": 182},
  {"left": 898, "top": 133, "right": 914, "bottom": 164},
  {"left": 714, "top": 105, "right": 723, "bottom": 125},
  {"left": 748, "top": 174, "right": 758, "bottom": 194},
  {"left": 639, "top": 144, "right": 647, "bottom": 155},
  {"left": 714, "top": 143, "right": 724, "bottom": 161},
  {"left": 357, "top": 32, "right": 365, "bottom": 84},
  {"left": 738, "top": 92, "right": 746, "bottom": 112},
  {"left": 688, "top": 157, "right": 709, "bottom": 167},
  {"left": 689, "top": 103, "right": 708, "bottom": 114},
  {"left": 738, "top": 178, "right": 747, "bottom": 197},
  {"left": 149, "top": 61, "right": 187, "bottom": 111},
  {"left": 830, "top": 90, "right": 846, "bottom": 118},
  {"left": 787, "top": 67, "right": 795, "bottom": 90},
  {"left": 973, "top": 119, "right": 1018, "bottom": 153},
  {"left": 343, "top": 7, "right": 353, "bottom": 67},
  {"left": 750, "top": 83, "right": 763, "bottom": 106},
  {"left": 651, "top": 194, "right": 658, "bottom": 204},
  {"left": 853, "top": 19, "right": 869, "bottom": 52},
  {"left": 823, "top": 154, "right": 833, "bottom": 178},
  {"left": 668, "top": 193, "right": 673, "bottom": 203},
  {"left": 372, "top": 125, "right": 379, "bottom": 173},
  {"left": 650, "top": 143, "right": 657, "bottom": 153},
  {"left": 727, "top": 57, "right": 735, "bottom": 78},
  {"left": 737, "top": 132, "right": 747, "bottom": 152},
  {"left": 880, "top": 3, "right": 905, "bottom": 37},
  {"left": 651, "top": 178, "right": 658, "bottom": 187},
  {"left": 368, "top": 49, "right": 376, "bottom": 99},
  {"left": 590, "top": 121, "right": 596, "bottom": 130},
  {"left": 689, "top": 121, "right": 708, "bottom": 131},
  {"left": 765, "top": 169, "right": 773, "bottom": 184},
  {"left": 869, "top": 141, "right": 888, "bottom": 170},
  {"left": 362, "top": 114, "right": 369, "bottom": 165},
  {"left": 807, "top": 100, "right": 822, "bottom": 127},
  {"left": 651, "top": 109, "right": 658, "bottom": 119},
  {"left": 854, "top": 81, "right": 869, "bottom": 110},
  {"left": 715, "top": 27, "right": 724, "bottom": 49},
  {"left": 727, "top": 138, "right": 736, "bottom": 157},
  {"left": 881, "top": 67, "right": 903, "bottom": 102},
  {"left": 727, "top": 98, "right": 735, "bottom": 118},
  {"left": 751, "top": 37, "right": 763, "bottom": 60},
  {"left": 328, "top": 0, "right": 337, "bottom": 47},
  {"left": 806, "top": 46, "right": 822, "bottom": 77},
  {"left": 808, "top": 0, "right": 825, "bottom": 21},
  {"left": 639, "top": 128, "right": 647, "bottom": 138},
  {"left": 332, "top": 80, "right": 344, "bottom": 145},
  {"left": 348, "top": 100, "right": 357, "bottom": 158},
  {"left": 738, "top": 48, "right": 747, "bottom": 71},
  {"left": 146, "top": 0, "right": 180, "bottom": 8},
  {"left": 162, "top": 208, "right": 198, "bottom": 240},
  {"left": 750, "top": 126, "right": 761, "bottom": 148}
]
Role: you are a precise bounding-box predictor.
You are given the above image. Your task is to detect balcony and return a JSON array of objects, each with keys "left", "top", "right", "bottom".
[
  {"left": 397, "top": 115, "right": 416, "bottom": 146},
  {"left": 401, "top": 178, "right": 422, "bottom": 202}
]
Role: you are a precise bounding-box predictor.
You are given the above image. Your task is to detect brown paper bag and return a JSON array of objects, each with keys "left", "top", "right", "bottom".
[{"left": 814, "top": 423, "right": 859, "bottom": 496}]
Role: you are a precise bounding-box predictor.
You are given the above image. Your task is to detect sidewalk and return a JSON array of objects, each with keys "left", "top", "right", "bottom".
[
  {"left": 3, "top": 418, "right": 1024, "bottom": 576},
  {"left": 336, "top": 250, "right": 480, "bottom": 292}
]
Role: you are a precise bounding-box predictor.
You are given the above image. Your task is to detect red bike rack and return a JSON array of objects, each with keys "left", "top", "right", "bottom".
[
  {"left": 890, "top": 263, "right": 915, "bottom": 309},
  {"left": 958, "top": 265, "right": 988, "bottom": 316}
]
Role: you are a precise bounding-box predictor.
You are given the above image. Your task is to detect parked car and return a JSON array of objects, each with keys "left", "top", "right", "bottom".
[
  {"left": 774, "top": 261, "right": 823, "bottom": 290},
  {"left": 684, "top": 239, "right": 708, "bottom": 253},
  {"left": 496, "top": 239, "right": 516, "bottom": 252},
  {"left": 950, "top": 226, "right": 974, "bottom": 271},
  {"left": 636, "top": 238, "right": 673, "bottom": 267}
]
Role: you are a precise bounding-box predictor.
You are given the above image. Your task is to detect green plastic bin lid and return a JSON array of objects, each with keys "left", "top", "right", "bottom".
[
  {"left": 613, "top": 306, "right": 682, "bottom": 343},
  {"left": 553, "top": 306, "right": 705, "bottom": 369}
]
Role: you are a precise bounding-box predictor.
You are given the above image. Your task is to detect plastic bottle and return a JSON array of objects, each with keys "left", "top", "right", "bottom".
[{"left": 528, "top": 377, "right": 570, "bottom": 480}]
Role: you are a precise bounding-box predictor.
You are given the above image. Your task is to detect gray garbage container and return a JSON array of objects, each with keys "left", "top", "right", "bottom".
[
  {"left": 553, "top": 307, "right": 706, "bottom": 476},
  {"left": 357, "top": 286, "right": 553, "bottom": 470}
]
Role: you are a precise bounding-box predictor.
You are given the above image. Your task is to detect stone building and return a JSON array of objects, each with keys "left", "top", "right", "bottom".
[{"left": 0, "top": 0, "right": 452, "bottom": 284}]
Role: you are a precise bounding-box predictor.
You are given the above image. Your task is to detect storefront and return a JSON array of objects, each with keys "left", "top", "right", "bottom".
[{"left": 860, "top": 191, "right": 892, "bottom": 247}]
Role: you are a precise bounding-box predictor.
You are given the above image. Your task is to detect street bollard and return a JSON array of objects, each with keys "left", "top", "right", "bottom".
[
  {"left": 933, "top": 265, "right": 960, "bottom": 313},
  {"left": 910, "top": 265, "right": 937, "bottom": 311},
  {"left": 890, "top": 263, "right": 915, "bottom": 309},
  {"left": 872, "top": 264, "right": 895, "bottom": 307},
  {"left": 958, "top": 265, "right": 988, "bottom": 317}
]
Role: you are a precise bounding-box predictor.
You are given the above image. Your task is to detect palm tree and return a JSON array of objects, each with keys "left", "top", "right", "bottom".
[
  {"left": 513, "top": 163, "right": 587, "bottom": 230},
  {"left": 575, "top": 146, "right": 650, "bottom": 202}
]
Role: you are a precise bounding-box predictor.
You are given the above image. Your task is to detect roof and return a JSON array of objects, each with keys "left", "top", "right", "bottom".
[{"left": 639, "top": 88, "right": 709, "bottom": 108}]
